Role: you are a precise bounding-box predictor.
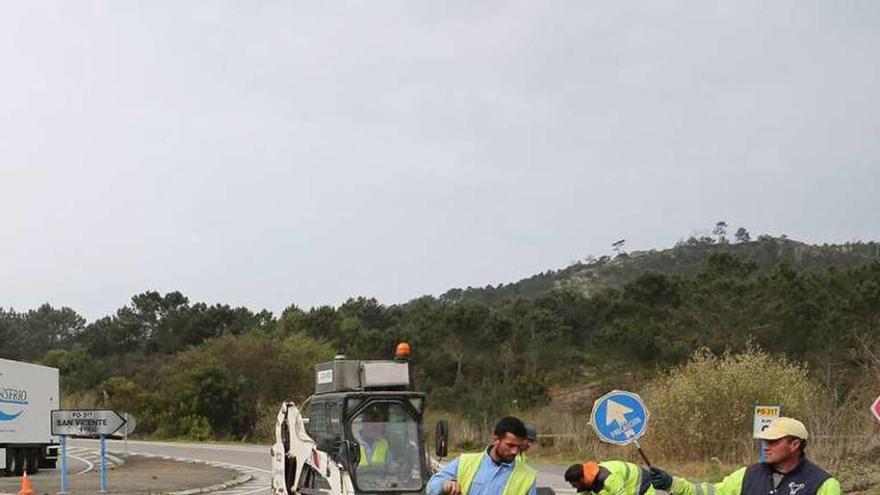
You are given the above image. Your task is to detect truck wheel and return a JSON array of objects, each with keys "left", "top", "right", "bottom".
[
  {"left": 26, "top": 449, "right": 40, "bottom": 475},
  {"left": 8, "top": 448, "right": 25, "bottom": 476}
]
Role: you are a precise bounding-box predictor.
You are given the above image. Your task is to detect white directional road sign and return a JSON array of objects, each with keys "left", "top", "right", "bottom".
[
  {"left": 752, "top": 405, "right": 781, "bottom": 438},
  {"left": 51, "top": 409, "right": 128, "bottom": 437},
  {"left": 871, "top": 396, "right": 880, "bottom": 423},
  {"left": 590, "top": 390, "right": 649, "bottom": 445}
]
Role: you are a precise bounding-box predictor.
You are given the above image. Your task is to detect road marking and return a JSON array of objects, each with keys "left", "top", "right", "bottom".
[
  {"left": 67, "top": 446, "right": 124, "bottom": 475},
  {"left": 71, "top": 454, "right": 94, "bottom": 475},
  {"left": 94, "top": 438, "right": 268, "bottom": 453}
]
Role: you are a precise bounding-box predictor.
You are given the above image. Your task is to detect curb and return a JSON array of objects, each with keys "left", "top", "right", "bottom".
[{"left": 169, "top": 473, "right": 254, "bottom": 495}]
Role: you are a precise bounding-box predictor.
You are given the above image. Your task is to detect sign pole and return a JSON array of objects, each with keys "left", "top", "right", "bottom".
[
  {"left": 50, "top": 408, "right": 135, "bottom": 494},
  {"left": 99, "top": 434, "right": 108, "bottom": 493},
  {"left": 633, "top": 440, "right": 652, "bottom": 467},
  {"left": 60, "top": 434, "right": 69, "bottom": 494}
]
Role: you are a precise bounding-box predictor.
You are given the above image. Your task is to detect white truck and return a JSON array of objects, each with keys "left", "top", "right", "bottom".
[{"left": 0, "top": 358, "right": 60, "bottom": 476}]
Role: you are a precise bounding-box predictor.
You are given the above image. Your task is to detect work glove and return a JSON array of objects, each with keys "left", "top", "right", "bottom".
[{"left": 650, "top": 467, "right": 673, "bottom": 491}]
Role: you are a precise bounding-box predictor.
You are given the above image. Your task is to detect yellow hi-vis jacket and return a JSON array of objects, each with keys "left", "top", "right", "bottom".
[
  {"left": 667, "top": 462, "right": 840, "bottom": 495},
  {"left": 579, "top": 461, "right": 654, "bottom": 495},
  {"left": 359, "top": 438, "right": 388, "bottom": 466},
  {"left": 457, "top": 452, "right": 537, "bottom": 495}
]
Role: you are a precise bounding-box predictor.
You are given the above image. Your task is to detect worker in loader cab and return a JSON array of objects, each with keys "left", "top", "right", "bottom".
[
  {"left": 564, "top": 459, "right": 655, "bottom": 495},
  {"left": 427, "top": 416, "right": 537, "bottom": 495},
  {"left": 649, "top": 417, "right": 840, "bottom": 495},
  {"left": 356, "top": 408, "right": 389, "bottom": 467}
]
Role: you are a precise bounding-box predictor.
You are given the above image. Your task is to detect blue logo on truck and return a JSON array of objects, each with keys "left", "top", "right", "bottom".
[{"left": 0, "top": 387, "right": 28, "bottom": 421}]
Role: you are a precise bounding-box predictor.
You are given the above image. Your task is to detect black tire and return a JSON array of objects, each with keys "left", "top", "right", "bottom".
[
  {"left": 39, "top": 456, "right": 57, "bottom": 469},
  {"left": 284, "top": 456, "right": 297, "bottom": 495},
  {"left": 9, "top": 448, "right": 25, "bottom": 476},
  {"left": 26, "top": 448, "right": 40, "bottom": 475}
]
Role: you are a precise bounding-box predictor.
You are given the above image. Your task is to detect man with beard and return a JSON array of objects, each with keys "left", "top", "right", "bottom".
[{"left": 427, "top": 416, "right": 537, "bottom": 495}]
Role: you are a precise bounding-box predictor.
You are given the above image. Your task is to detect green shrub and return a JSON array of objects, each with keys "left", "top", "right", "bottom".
[
  {"left": 641, "top": 346, "right": 818, "bottom": 462},
  {"left": 179, "top": 415, "right": 213, "bottom": 441},
  {"left": 252, "top": 405, "right": 281, "bottom": 443}
]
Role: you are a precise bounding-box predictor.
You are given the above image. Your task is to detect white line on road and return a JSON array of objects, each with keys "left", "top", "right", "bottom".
[{"left": 71, "top": 453, "right": 94, "bottom": 475}]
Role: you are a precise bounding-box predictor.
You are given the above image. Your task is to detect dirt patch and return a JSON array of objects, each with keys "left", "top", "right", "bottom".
[
  {"left": 549, "top": 382, "right": 601, "bottom": 411},
  {"left": 0, "top": 456, "right": 239, "bottom": 495}
]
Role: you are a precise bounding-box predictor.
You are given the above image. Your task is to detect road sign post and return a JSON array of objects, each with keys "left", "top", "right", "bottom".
[
  {"left": 100, "top": 434, "right": 108, "bottom": 493},
  {"left": 60, "top": 435, "right": 68, "bottom": 494},
  {"left": 753, "top": 405, "right": 780, "bottom": 463},
  {"left": 590, "top": 390, "right": 651, "bottom": 466},
  {"left": 51, "top": 409, "right": 132, "bottom": 494}
]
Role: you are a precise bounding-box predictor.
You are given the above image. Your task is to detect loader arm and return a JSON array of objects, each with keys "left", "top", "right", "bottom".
[{"left": 271, "top": 401, "right": 355, "bottom": 495}]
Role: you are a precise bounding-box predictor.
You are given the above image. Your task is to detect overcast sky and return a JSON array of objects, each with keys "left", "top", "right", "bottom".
[{"left": 1, "top": 1, "right": 878, "bottom": 321}]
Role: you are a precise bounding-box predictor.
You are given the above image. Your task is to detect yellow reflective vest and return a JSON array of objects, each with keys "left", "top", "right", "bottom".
[
  {"left": 668, "top": 463, "right": 840, "bottom": 495},
  {"left": 457, "top": 452, "right": 536, "bottom": 495},
  {"left": 359, "top": 438, "right": 388, "bottom": 466},
  {"left": 578, "top": 461, "right": 654, "bottom": 495}
]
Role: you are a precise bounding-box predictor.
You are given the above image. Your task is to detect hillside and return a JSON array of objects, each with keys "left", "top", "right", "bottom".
[
  {"left": 3, "top": 233, "right": 879, "bottom": 446},
  {"left": 439, "top": 236, "right": 880, "bottom": 305}
]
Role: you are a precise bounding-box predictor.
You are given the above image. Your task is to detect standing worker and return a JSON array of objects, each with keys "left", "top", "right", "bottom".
[
  {"left": 518, "top": 424, "right": 537, "bottom": 463},
  {"left": 564, "top": 460, "right": 655, "bottom": 495},
  {"left": 650, "top": 417, "right": 840, "bottom": 495},
  {"left": 427, "top": 416, "right": 537, "bottom": 495}
]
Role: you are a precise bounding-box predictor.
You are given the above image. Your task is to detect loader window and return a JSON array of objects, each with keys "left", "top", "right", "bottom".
[
  {"left": 305, "top": 399, "right": 343, "bottom": 453},
  {"left": 350, "top": 401, "right": 423, "bottom": 491},
  {"left": 304, "top": 400, "right": 327, "bottom": 440}
]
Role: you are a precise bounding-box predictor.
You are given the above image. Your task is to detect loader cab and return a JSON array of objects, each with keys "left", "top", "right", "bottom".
[{"left": 300, "top": 351, "right": 430, "bottom": 493}]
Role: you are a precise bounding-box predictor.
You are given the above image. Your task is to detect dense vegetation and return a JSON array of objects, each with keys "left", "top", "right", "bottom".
[{"left": 2, "top": 234, "right": 879, "bottom": 443}]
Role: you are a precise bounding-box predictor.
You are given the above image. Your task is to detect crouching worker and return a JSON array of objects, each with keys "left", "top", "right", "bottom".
[
  {"left": 564, "top": 460, "right": 655, "bottom": 495},
  {"left": 649, "top": 417, "right": 840, "bottom": 495}
]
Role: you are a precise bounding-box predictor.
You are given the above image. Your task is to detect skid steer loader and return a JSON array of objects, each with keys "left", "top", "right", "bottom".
[{"left": 271, "top": 344, "right": 446, "bottom": 495}]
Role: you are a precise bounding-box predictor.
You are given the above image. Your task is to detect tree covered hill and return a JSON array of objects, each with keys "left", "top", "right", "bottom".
[
  {"left": 440, "top": 235, "right": 880, "bottom": 305},
  {"left": 1, "top": 232, "right": 879, "bottom": 441}
]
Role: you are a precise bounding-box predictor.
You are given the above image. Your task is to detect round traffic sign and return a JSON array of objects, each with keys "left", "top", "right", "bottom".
[{"left": 590, "top": 390, "right": 649, "bottom": 445}]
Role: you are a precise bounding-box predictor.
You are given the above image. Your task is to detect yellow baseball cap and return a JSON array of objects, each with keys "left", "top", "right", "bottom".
[{"left": 756, "top": 417, "right": 808, "bottom": 440}]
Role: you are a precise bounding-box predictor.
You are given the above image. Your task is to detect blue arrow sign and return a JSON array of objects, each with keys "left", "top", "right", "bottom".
[{"left": 590, "top": 390, "right": 649, "bottom": 445}]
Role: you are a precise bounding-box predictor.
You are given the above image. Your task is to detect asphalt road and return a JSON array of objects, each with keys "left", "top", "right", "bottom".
[{"left": 71, "top": 439, "right": 572, "bottom": 494}]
